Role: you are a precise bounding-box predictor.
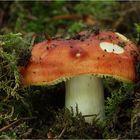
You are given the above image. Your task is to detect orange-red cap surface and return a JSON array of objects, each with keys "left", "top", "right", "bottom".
[{"left": 20, "top": 31, "right": 139, "bottom": 85}]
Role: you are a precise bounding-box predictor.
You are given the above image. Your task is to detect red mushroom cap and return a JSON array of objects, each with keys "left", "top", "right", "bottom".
[{"left": 20, "top": 31, "right": 139, "bottom": 85}]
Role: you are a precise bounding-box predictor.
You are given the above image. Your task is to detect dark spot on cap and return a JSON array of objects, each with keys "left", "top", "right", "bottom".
[
  {"left": 80, "top": 37, "right": 85, "bottom": 41},
  {"left": 17, "top": 48, "right": 31, "bottom": 67},
  {"left": 72, "top": 34, "right": 82, "bottom": 40},
  {"left": 80, "top": 35, "right": 88, "bottom": 41},
  {"left": 102, "top": 54, "right": 105, "bottom": 57},
  {"left": 130, "top": 50, "right": 139, "bottom": 60},
  {"left": 70, "top": 46, "right": 74, "bottom": 48},
  {"left": 118, "top": 41, "right": 126, "bottom": 48},
  {"left": 46, "top": 46, "right": 49, "bottom": 50}
]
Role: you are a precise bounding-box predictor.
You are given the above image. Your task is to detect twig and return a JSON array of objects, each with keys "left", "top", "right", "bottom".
[
  {"left": 56, "top": 126, "right": 66, "bottom": 139},
  {"left": 51, "top": 15, "right": 81, "bottom": 21},
  {"left": 0, "top": 117, "right": 37, "bottom": 132},
  {"left": 83, "top": 114, "right": 96, "bottom": 118}
]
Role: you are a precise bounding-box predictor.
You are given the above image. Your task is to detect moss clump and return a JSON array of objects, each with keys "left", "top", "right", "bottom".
[
  {"left": 50, "top": 106, "right": 103, "bottom": 139},
  {"left": 0, "top": 33, "right": 33, "bottom": 138}
]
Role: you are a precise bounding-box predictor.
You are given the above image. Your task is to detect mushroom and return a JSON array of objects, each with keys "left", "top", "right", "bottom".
[{"left": 20, "top": 30, "right": 139, "bottom": 123}]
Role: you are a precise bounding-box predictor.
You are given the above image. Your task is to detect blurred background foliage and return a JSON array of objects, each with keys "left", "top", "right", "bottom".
[{"left": 0, "top": 0, "right": 140, "bottom": 139}]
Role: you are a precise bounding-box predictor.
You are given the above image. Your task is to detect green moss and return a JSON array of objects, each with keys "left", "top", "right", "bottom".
[{"left": 51, "top": 106, "right": 103, "bottom": 139}]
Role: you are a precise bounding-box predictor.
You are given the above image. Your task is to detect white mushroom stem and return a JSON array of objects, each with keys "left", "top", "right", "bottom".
[{"left": 65, "top": 75, "right": 105, "bottom": 123}]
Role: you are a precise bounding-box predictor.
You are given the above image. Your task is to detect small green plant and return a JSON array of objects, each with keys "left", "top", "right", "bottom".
[{"left": 134, "top": 23, "right": 140, "bottom": 43}]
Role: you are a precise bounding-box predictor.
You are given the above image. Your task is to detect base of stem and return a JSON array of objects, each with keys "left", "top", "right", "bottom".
[{"left": 65, "top": 75, "right": 105, "bottom": 123}]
